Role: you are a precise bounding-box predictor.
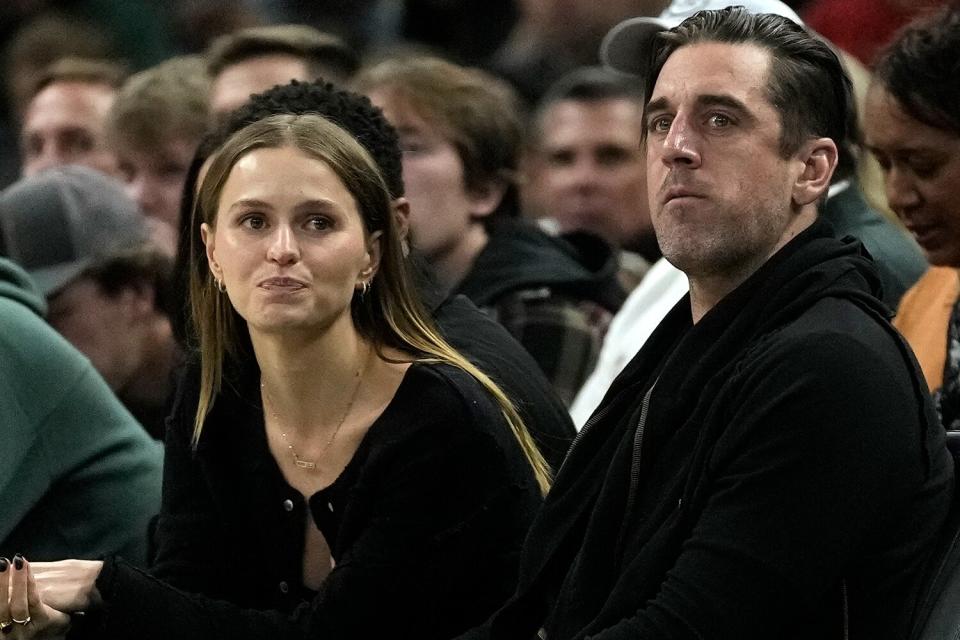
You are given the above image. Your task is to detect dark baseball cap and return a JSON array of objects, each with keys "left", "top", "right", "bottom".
[{"left": 0, "top": 165, "right": 150, "bottom": 296}]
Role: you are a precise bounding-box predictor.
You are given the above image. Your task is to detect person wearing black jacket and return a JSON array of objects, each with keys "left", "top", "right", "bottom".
[
  {"left": 168, "top": 79, "right": 576, "bottom": 471},
  {"left": 455, "top": 7, "right": 953, "bottom": 639},
  {"left": 7, "top": 114, "right": 549, "bottom": 639}
]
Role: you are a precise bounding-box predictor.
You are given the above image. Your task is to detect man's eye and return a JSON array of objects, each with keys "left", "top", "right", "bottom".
[
  {"left": 647, "top": 115, "right": 672, "bottom": 133},
  {"left": 400, "top": 140, "right": 428, "bottom": 155},
  {"left": 708, "top": 113, "right": 732, "bottom": 128}
]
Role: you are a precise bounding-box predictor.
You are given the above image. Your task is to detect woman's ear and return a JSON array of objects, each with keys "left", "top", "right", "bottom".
[
  {"left": 200, "top": 222, "right": 222, "bottom": 282},
  {"left": 466, "top": 180, "right": 508, "bottom": 220},
  {"left": 361, "top": 230, "right": 383, "bottom": 282},
  {"left": 793, "top": 137, "right": 838, "bottom": 207}
]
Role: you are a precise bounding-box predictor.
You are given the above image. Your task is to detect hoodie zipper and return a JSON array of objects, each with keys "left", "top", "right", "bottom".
[
  {"left": 615, "top": 379, "right": 658, "bottom": 558},
  {"left": 842, "top": 579, "right": 849, "bottom": 640}
]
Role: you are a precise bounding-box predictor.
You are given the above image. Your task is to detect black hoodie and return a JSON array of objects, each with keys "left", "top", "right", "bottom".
[
  {"left": 455, "top": 219, "right": 626, "bottom": 405},
  {"left": 460, "top": 218, "right": 953, "bottom": 640}
]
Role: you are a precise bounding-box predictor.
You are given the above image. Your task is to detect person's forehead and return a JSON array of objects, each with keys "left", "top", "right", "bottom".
[
  {"left": 543, "top": 98, "right": 643, "bottom": 133},
  {"left": 650, "top": 41, "right": 772, "bottom": 106},
  {"left": 216, "top": 54, "right": 309, "bottom": 89},
  {"left": 27, "top": 81, "right": 115, "bottom": 121}
]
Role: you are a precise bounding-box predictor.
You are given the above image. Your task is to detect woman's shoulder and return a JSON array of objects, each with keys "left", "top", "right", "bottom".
[
  {"left": 402, "top": 361, "right": 500, "bottom": 414},
  {"left": 378, "top": 361, "right": 508, "bottom": 442}
]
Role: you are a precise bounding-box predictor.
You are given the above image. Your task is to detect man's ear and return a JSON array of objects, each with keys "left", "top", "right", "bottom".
[
  {"left": 200, "top": 222, "right": 222, "bottom": 282},
  {"left": 466, "top": 179, "right": 508, "bottom": 220},
  {"left": 793, "top": 137, "right": 838, "bottom": 207}
]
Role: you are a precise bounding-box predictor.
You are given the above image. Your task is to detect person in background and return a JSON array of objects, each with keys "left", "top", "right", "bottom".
[
  {"left": 865, "top": 5, "right": 960, "bottom": 429},
  {"left": 11, "top": 114, "right": 548, "bottom": 640},
  {"left": 455, "top": 7, "right": 951, "bottom": 638},
  {"left": 19, "top": 57, "right": 126, "bottom": 179},
  {"left": 0, "top": 251, "right": 161, "bottom": 566},
  {"left": 106, "top": 55, "right": 210, "bottom": 235},
  {"left": 525, "top": 66, "right": 656, "bottom": 289},
  {"left": 0, "top": 166, "right": 180, "bottom": 439},
  {"left": 355, "top": 56, "right": 625, "bottom": 405},
  {"left": 206, "top": 24, "right": 358, "bottom": 120},
  {"left": 191, "top": 79, "right": 576, "bottom": 470}
]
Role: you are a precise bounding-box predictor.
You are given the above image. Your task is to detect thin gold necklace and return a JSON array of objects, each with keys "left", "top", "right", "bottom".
[{"left": 260, "top": 344, "right": 371, "bottom": 471}]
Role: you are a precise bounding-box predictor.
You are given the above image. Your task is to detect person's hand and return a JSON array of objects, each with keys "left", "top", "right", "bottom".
[
  {"left": 30, "top": 561, "right": 103, "bottom": 613},
  {"left": 0, "top": 555, "right": 71, "bottom": 639}
]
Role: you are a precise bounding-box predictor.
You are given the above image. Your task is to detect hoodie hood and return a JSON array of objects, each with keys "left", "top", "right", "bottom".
[
  {"left": 456, "top": 219, "right": 626, "bottom": 312},
  {"left": 0, "top": 257, "right": 47, "bottom": 317}
]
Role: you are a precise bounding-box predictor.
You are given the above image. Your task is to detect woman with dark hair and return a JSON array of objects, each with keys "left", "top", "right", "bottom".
[
  {"left": 0, "top": 114, "right": 548, "bottom": 639},
  {"left": 864, "top": 5, "right": 960, "bottom": 428}
]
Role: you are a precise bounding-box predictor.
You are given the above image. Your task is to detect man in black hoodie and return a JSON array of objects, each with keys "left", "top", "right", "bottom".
[
  {"left": 354, "top": 57, "right": 626, "bottom": 406},
  {"left": 457, "top": 7, "right": 953, "bottom": 640}
]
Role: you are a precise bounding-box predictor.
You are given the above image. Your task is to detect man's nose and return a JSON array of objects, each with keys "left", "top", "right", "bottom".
[{"left": 660, "top": 115, "right": 702, "bottom": 169}]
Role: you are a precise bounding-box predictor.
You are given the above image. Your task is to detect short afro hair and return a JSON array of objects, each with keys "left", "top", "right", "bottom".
[{"left": 210, "top": 79, "right": 403, "bottom": 198}]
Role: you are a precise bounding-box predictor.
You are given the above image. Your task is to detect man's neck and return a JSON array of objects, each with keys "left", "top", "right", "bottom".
[
  {"left": 427, "top": 224, "right": 489, "bottom": 294},
  {"left": 687, "top": 208, "right": 817, "bottom": 323}
]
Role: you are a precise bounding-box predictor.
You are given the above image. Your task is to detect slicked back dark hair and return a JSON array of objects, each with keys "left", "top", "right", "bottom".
[
  {"left": 873, "top": 5, "right": 960, "bottom": 136},
  {"left": 643, "top": 7, "right": 853, "bottom": 173}
]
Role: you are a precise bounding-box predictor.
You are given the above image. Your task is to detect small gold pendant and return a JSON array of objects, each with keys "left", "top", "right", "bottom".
[{"left": 295, "top": 459, "right": 317, "bottom": 470}]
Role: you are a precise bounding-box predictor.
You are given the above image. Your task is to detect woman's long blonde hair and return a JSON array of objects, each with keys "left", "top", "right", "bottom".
[{"left": 189, "top": 113, "right": 551, "bottom": 494}]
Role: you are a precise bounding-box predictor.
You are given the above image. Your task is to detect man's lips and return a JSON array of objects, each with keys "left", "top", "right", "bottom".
[{"left": 662, "top": 187, "right": 704, "bottom": 204}]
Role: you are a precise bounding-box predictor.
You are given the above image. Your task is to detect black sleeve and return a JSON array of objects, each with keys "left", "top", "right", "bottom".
[
  {"left": 78, "top": 370, "right": 540, "bottom": 640},
  {"left": 146, "top": 365, "right": 230, "bottom": 596}
]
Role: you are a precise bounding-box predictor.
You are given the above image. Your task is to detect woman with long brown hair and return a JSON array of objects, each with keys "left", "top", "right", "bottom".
[{"left": 2, "top": 113, "right": 549, "bottom": 640}]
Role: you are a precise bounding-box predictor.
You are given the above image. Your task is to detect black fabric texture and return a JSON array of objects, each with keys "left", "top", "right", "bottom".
[{"left": 458, "top": 218, "right": 954, "bottom": 640}]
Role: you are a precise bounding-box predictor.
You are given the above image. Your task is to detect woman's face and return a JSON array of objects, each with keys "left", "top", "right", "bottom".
[
  {"left": 865, "top": 84, "right": 960, "bottom": 267},
  {"left": 201, "top": 145, "right": 380, "bottom": 337}
]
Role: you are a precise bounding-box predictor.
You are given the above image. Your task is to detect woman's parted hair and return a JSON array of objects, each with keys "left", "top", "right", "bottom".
[{"left": 189, "top": 113, "right": 551, "bottom": 493}]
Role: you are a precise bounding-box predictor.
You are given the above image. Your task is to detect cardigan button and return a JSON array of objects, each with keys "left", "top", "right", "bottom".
[
  {"left": 327, "top": 501, "right": 334, "bottom": 512},
  {"left": 282, "top": 499, "right": 294, "bottom": 512},
  {"left": 279, "top": 581, "right": 290, "bottom": 594}
]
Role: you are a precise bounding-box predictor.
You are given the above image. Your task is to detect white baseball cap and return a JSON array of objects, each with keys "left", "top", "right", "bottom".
[{"left": 600, "top": 0, "right": 804, "bottom": 76}]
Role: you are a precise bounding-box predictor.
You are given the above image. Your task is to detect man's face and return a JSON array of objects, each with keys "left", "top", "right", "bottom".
[
  {"left": 528, "top": 98, "right": 650, "bottom": 248},
  {"left": 864, "top": 84, "right": 960, "bottom": 267},
  {"left": 46, "top": 276, "right": 145, "bottom": 391},
  {"left": 21, "top": 81, "right": 119, "bottom": 177},
  {"left": 365, "top": 89, "right": 492, "bottom": 267},
  {"left": 116, "top": 137, "right": 196, "bottom": 230},
  {"left": 210, "top": 54, "right": 309, "bottom": 119},
  {"left": 645, "top": 42, "right": 805, "bottom": 280}
]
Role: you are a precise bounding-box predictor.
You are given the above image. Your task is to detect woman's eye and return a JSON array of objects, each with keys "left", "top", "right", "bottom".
[
  {"left": 241, "top": 215, "right": 266, "bottom": 230},
  {"left": 308, "top": 216, "right": 331, "bottom": 231}
]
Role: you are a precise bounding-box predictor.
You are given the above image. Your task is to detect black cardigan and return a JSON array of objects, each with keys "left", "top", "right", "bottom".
[
  {"left": 460, "top": 219, "right": 954, "bottom": 639},
  {"left": 74, "top": 361, "right": 542, "bottom": 640}
]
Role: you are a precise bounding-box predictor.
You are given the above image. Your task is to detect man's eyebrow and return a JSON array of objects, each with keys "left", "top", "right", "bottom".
[
  {"left": 645, "top": 96, "right": 670, "bottom": 115},
  {"left": 695, "top": 94, "right": 755, "bottom": 121}
]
